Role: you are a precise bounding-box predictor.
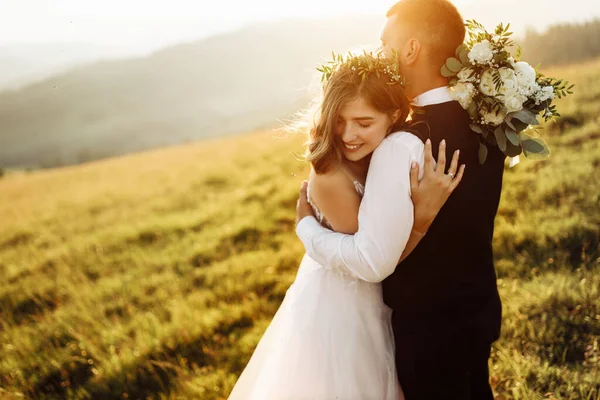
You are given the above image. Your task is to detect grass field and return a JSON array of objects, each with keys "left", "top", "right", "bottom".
[{"left": 1, "top": 59, "right": 599, "bottom": 399}]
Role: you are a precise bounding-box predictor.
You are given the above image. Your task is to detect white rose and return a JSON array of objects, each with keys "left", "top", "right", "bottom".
[
  {"left": 468, "top": 40, "right": 494, "bottom": 65},
  {"left": 481, "top": 108, "right": 506, "bottom": 126},
  {"left": 451, "top": 81, "right": 476, "bottom": 109},
  {"left": 479, "top": 70, "right": 497, "bottom": 96},
  {"left": 526, "top": 82, "right": 542, "bottom": 99},
  {"left": 513, "top": 61, "right": 536, "bottom": 85},
  {"left": 504, "top": 94, "right": 527, "bottom": 113},
  {"left": 513, "top": 61, "right": 537, "bottom": 96},
  {"left": 534, "top": 85, "right": 555, "bottom": 105},
  {"left": 457, "top": 67, "right": 476, "bottom": 82},
  {"left": 498, "top": 67, "right": 519, "bottom": 97}
]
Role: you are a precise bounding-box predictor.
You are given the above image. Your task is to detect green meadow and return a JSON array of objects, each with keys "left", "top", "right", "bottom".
[{"left": 1, "top": 59, "right": 599, "bottom": 399}]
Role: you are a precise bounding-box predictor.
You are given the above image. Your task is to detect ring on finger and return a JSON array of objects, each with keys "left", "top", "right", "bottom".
[{"left": 448, "top": 172, "right": 455, "bottom": 179}]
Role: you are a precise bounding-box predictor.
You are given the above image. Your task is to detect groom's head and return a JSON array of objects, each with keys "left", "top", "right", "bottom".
[{"left": 381, "top": 0, "right": 465, "bottom": 94}]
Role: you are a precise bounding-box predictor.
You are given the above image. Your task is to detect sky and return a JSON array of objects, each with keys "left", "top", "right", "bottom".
[{"left": 1, "top": 0, "right": 599, "bottom": 53}]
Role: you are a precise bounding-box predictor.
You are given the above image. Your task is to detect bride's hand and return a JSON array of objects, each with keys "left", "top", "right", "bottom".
[
  {"left": 410, "top": 139, "right": 465, "bottom": 234},
  {"left": 296, "top": 181, "right": 315, "bottom": 226}
]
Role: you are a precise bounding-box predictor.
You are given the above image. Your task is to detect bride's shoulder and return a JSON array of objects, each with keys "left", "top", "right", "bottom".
[{"left": 310, "top": 166, "right": 354, "bottom": 192}]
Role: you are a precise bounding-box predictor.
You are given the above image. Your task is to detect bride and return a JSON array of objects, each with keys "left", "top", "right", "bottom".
[{"left": 228, "top": 52, "right": 464, "bottom": 400}]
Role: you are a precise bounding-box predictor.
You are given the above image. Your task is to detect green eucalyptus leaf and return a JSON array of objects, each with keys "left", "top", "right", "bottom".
[
  {"left": 511, "top": 118, "right": 529, "bottom": 133},
  {"left": 505, "top": 126, "right": 519, "bottom": 146},
  {"left": 441, "top": 64, "right": 455, "bottom": 78},
  {"left": 456, "top": 45, "right": 470, "bottom": 65},
  {"left": 455, "top": 44, "right": 467, "bottom": 57},
  {"left": 460, "top": 50, "right": 470, "bottom": 66},
  {"left": 446, "top": 57, "right": 463, "bottom": 73},
  {"left": 504, "top": 117, "right": 516, "bottom": 130},
  {"left": 510, "top": 109, "right": 539, "bottom": 126},
  {"left": 520, "top": 133, "right": 550, "bottom": 159},
  {"left": 522, "top": 138, "right": 544, "bottom": 153},
  {"left": 522, "top": 140, "right": 550, "bottom": 159},
  {"left": 494, "top": 126, "right": 507, "bottom": 152}
]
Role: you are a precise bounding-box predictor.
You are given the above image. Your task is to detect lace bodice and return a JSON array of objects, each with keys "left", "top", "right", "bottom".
[{"left": 306, "top": 179, "right": 365, "bottom": 229}]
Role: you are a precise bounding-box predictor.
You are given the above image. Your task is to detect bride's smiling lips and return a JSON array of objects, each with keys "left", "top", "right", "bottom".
[{"left": 343, "top": 143, "right": 364, "bottom": 152}]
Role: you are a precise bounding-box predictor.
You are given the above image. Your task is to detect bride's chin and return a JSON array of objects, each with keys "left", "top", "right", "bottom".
[{"left": 345, "top": 153, "right": 365, "bottom": 162}]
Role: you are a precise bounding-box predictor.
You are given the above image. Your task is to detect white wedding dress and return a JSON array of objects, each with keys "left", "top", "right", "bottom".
[{"left": 228, "top": 177, "right": 402, "bottom": 400}]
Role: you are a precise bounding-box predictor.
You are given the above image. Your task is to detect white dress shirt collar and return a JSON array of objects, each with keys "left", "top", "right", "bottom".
[{"left": 412, "top": 86, "right": 454, "bottom": 107}]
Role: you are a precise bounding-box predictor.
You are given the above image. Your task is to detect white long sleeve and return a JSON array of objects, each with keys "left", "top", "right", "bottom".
[{"left": 296, "top": 131, "right": 425, "bottom": 282}]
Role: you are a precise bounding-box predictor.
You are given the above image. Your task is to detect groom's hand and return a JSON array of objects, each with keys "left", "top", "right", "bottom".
[
  {"left": 409, "top": 139, "right": 465, "bottom": 233},
  {"left": 296, "top": 180, "right": 315, "bottom": 226}
]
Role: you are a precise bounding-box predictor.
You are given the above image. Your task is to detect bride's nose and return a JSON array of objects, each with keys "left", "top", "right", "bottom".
[{"left": 341, "top": 124, "right": 358, "bottom": 142}]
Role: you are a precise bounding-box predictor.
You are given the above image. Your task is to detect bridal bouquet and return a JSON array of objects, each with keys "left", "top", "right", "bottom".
[{"left": 442, "top": 20, "right": 574, "bottom": 163}]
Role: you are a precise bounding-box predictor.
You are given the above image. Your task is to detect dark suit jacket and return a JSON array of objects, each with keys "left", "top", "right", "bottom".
[{"left": 382, "top": 100, "right": 505, "bottom": 345}]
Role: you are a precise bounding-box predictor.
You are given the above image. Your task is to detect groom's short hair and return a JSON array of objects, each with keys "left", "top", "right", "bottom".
[{"left": 387, "top": 0, "right": 465, "bottom": 68}]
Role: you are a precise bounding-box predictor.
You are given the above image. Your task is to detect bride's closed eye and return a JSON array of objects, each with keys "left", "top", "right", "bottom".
[{"left": 357, "top": 122, "right": 371, "bottom": 128}]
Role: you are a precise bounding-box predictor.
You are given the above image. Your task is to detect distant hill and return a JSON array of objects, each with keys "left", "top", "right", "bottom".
[
  {"left": 0, "top": 16, "right": 382, "bottom": 168},
  {"left": 0, "top": 42, "right": 130, "bottom": 91},
  {"left": 5, "top": 12, "right": 598, "bottom": 170}
]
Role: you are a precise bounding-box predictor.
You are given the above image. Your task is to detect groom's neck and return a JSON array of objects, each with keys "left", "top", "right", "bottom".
[{"left": 405, "top": 74, "right": 448, "bottom": 100}]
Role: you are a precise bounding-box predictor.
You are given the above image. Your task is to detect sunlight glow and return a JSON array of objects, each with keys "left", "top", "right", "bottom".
[{"left": 0, "top": 0, "right": 598, "bottom": 53}]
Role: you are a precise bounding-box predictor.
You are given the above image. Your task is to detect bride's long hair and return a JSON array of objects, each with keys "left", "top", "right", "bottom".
[{"left": 300, "top": 56, "right": 413, "bottom": 174}]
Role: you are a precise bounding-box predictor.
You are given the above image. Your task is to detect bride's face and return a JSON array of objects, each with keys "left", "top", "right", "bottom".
[{"left": 336, "top": 96, "right": 394, "bottom": 162}]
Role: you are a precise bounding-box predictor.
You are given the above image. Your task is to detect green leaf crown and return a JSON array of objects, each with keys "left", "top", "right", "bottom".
[{"left": 317, "top": 49, "right": 405, "bottom": 86}]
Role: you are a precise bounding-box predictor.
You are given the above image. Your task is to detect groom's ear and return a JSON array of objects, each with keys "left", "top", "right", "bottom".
[{"left": 403, "top": 38, "right": 421, "bottom": 66}]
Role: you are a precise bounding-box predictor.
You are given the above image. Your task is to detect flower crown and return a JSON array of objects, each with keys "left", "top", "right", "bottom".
[{"left": 317, "top": 50, "right": 405, "bottom": 86}]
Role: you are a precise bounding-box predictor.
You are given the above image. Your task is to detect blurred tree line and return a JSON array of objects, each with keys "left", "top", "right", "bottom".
[{"left": 520, "top": 19, "right": 600, "bottom": 66}]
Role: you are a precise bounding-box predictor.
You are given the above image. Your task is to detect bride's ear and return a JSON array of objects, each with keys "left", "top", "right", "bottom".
[{"left": 387, "top": 110, "right": 401, "bottom": 134}]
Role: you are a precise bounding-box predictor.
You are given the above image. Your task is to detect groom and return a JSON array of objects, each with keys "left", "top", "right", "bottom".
[{"left": 296, "top": 0, "right": 505, "bottom": 398}]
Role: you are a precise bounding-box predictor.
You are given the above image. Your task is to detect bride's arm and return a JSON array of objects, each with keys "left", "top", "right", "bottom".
[{"left": 308, "top": 169, "right": 361, "bottom": 235}]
